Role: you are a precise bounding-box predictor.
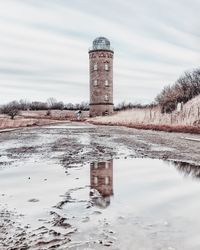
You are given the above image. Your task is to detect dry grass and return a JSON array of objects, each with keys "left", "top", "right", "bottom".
[
  {"left": 0, "top": 110, "right": 89, "bottom": 130},
  {"left": 90, "top": 120, "right": 200, "bottom": 134},
  {"left": 0, "top": 117, "right": 65, "bottom": 130},
  {"left": 21, "top": 110, "right": 89, "bottom": 120},
  {"left": 89, "top": 95, "right": 200, "bottom": 134}
]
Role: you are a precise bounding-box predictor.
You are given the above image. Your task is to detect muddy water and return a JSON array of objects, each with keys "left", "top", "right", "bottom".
[{"left": 0, "top": 124, "right": 200, "bottom": 250}]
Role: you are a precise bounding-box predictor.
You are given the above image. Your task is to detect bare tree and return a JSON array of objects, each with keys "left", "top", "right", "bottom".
[
  {"left": 29, "top": 101, "right": 48, "bottom": 110},
  {"left": 114, "top": 101, "right": 151, "bottom": 111},
  {"left": 47, "top": 98, "right": 64, "bottom": 110},
  {"left": 0, "top": 101, "right": 20, "bottom": 119},
  {"left": 155, "top": 68, "right": 200, "bottom": 113},
  {"left": 64, "top": 103, "right": 74, "bottom": 110},
  {"left": 47, "top": 97, "right": 57, "bottom": 109},
  {"left": 63, "top": 102, "right": 89, "bottom": 111},
  {"left": 19, "top": 99, "right": 30, "bottom": 110}
]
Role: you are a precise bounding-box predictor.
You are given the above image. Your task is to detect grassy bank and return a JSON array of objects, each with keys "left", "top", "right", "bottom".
[
  {"left": 89, "top": 121, "right": 200, "bottom": 134},
  {"left": 89, "top": 95, "right": 200, "bottom": 134},
  {"left": 0, "top": 110, "right": 89, "bottom": 130}
]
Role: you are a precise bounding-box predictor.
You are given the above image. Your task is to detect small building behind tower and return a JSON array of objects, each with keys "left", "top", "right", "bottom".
[{"left": 89, "top": 37, "right": 114, "bottom": 117}]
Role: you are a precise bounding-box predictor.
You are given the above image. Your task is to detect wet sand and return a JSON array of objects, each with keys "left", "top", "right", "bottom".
[{"left": 0, "top": 123, "right": 200, "bottom": 250}]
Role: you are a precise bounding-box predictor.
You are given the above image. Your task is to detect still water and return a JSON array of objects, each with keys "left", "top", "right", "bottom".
[
  {"left": 68, "top": 158, "right": 200, "bottom": 249},
  {"left": 1, "top": 157, "right": 200, "bottom": 249}
]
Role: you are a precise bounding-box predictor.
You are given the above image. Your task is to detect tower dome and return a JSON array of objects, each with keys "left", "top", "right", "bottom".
[{"left": 92, "top": 36, "right": 111, "bottom": 50}]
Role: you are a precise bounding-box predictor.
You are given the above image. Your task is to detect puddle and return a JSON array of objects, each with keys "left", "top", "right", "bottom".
[
  {"left": 1, "top": 157, "right": 200, "bottom": 249},
  {"left": 0, "top": 158, "right": 200, "bottom": 250},
  {"left": 41, "top": 123, "right": 95, "bottom": 130},
  {"left": 1, "top": 123, "right": 199, "bottom": 249},
  {"left": 66, "top": 159, "right": 200, "bottom": 249}
]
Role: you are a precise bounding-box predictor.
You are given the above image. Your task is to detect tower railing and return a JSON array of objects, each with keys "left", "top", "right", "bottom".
[{"left": 88, "top": 46, "right": 114, "bottom": 52}]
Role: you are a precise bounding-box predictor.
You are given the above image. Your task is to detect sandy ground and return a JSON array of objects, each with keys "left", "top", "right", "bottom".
[
  {"left": 0, "top": 123, "right": 200, "bottom": 250},
  {"left": 0, "top": 109, "right": 89, "bottom": 130},
  {"left": 0, "top": 117, "right": 67, "bottom": 130}
]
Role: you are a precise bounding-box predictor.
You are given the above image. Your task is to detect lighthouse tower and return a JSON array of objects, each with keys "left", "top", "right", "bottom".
[{"left": 89, "top": 37, "right": 114, "bottom": 117}]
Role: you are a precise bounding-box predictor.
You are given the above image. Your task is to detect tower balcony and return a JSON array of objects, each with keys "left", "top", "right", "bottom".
[{"left": 88, "top": 46, "right": 114, "bottom": 52}]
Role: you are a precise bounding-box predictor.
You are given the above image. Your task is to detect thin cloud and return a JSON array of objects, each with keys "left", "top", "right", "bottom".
[{"left": 0, "top": 0, "right": 199, "bottom": 104}]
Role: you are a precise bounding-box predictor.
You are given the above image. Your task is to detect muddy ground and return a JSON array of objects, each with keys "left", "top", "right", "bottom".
[{"left": 0, "top": 123, "right": 200, "bottom": 250}]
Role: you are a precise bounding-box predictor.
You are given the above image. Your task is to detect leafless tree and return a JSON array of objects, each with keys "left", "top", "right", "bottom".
[
  {"left": 0, "top": 101, "right": 20, "bottom": 119},
  {"left": 29, "top": 101, "right": 48, "bottom": 110},
  {"left": 47, "top": 98, "right": 64, "bottom": 110},
  {"left": 114, "top": 101, "right": 153, "bottom": 111},
  {"left": 47, "top": 97, "right": 57, "bottom": 108},
  {"left": 18, "top": 99, "right": 30, "bottom": 110},
  {"left": 64, "top": 102, "right": 89, "bottom": 111},
  {"left": 155, "top": 68, "right": 200, "bottom": 113}
]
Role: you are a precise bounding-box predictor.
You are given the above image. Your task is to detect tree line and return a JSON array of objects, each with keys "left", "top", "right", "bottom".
[
  {"left": 114, "top": 101, "right": 155, "bottom": 111},
  {"left": 0, "top": 97, "right": 154, "bottom": 119},
  {"left": 0, "top": 98, "right": 89, "bottom": 119},
  {"left": 2, "top": 67, "right": 199, "bottom": 120},
  {"left": 155, "top": 68, "right": 200, "bottom": 113}
]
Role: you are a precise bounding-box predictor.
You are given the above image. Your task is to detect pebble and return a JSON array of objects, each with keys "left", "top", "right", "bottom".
[
  {"left": 82, "top": 217, "right": 90, "bottom": 223},
  {"left": 27, "top": 198, "right": 39, "bottom": 203},
  {"left": 93, "top": 211, "right": 102, "bottom": 215}
]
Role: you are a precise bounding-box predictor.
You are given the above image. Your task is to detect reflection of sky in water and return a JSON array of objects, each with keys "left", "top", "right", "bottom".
[
  {"left": 1, "top": 155, "right": 200, "bottom": 249},
  {"left": 86, "top": 158, "right": 200, "bottom": 249},
  {"left": 90, "top": 158, "right": 200, "bottom": 219},
  {"left": 89, "top": 159, "right": 200, "bottom": 215}
]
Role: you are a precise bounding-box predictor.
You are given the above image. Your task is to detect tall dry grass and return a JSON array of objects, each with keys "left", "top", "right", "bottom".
[{"left": 89, "top": 95, "right": 200, "bottom": 134}]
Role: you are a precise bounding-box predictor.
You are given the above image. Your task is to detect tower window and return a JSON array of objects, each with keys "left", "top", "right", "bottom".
[
  {"left": 93, "top": 63, "right": 97, "bottom": 70},
  {"left": 104, "top": 95, "right": 108, "bottom": 101},
  {"left": 105, "top": 176, "right": 109, "bottom": 185},
  {"left": 105, "top": 80, "right": 109, "bottom": 86},
  {"left": 94, "top": 176, "right": 98, "bottom": 185},
  {"left": 104, "top": 63, "right": 109, "bottom": 71},
  {"left": 93, "top": 80, "right": 98, "bottom": 86}
]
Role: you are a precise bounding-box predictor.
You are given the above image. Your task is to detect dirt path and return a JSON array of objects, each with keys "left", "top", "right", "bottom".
[
  {"left": 0, "top": 123, "right": 200, "bottom": 250},
  {"left": 1, "top": 122, "right": 199, "bottom": 165}
]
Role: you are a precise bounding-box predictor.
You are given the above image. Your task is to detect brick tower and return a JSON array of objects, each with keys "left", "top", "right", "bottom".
[
  {"left": 90, "top": 160, "right": 113, "bottom": 208},
  {"left": 89, "top": 37, "right": 114, "bottom": 117}
]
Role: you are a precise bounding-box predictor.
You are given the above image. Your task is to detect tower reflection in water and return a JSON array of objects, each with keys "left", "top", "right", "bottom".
[{"left": 90, "top": 160, "right": 113, "bottom": 208}]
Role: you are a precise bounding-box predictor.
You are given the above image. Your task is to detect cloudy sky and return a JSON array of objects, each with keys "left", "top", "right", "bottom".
[{"left": 0, "top": 0, "right": 199, "bottom": 104}]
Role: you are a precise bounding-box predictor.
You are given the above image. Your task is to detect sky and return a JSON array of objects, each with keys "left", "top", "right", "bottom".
[{"left": 0, "top": 0, "right": 199, "bottom": 105}]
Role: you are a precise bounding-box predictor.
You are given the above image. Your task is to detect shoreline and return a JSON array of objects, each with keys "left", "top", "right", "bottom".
[
  {"left": 89, "top": 120, "right": 200, "bottom": 134},
  {"left": 0, "top": 122, "right": 200, "bottom": 249},
  {"left": 0, "top": 118, "right": 68, "bottom": 131},
  {"left": 1, "top": 116, "right": 200, "bottom": 135}
]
